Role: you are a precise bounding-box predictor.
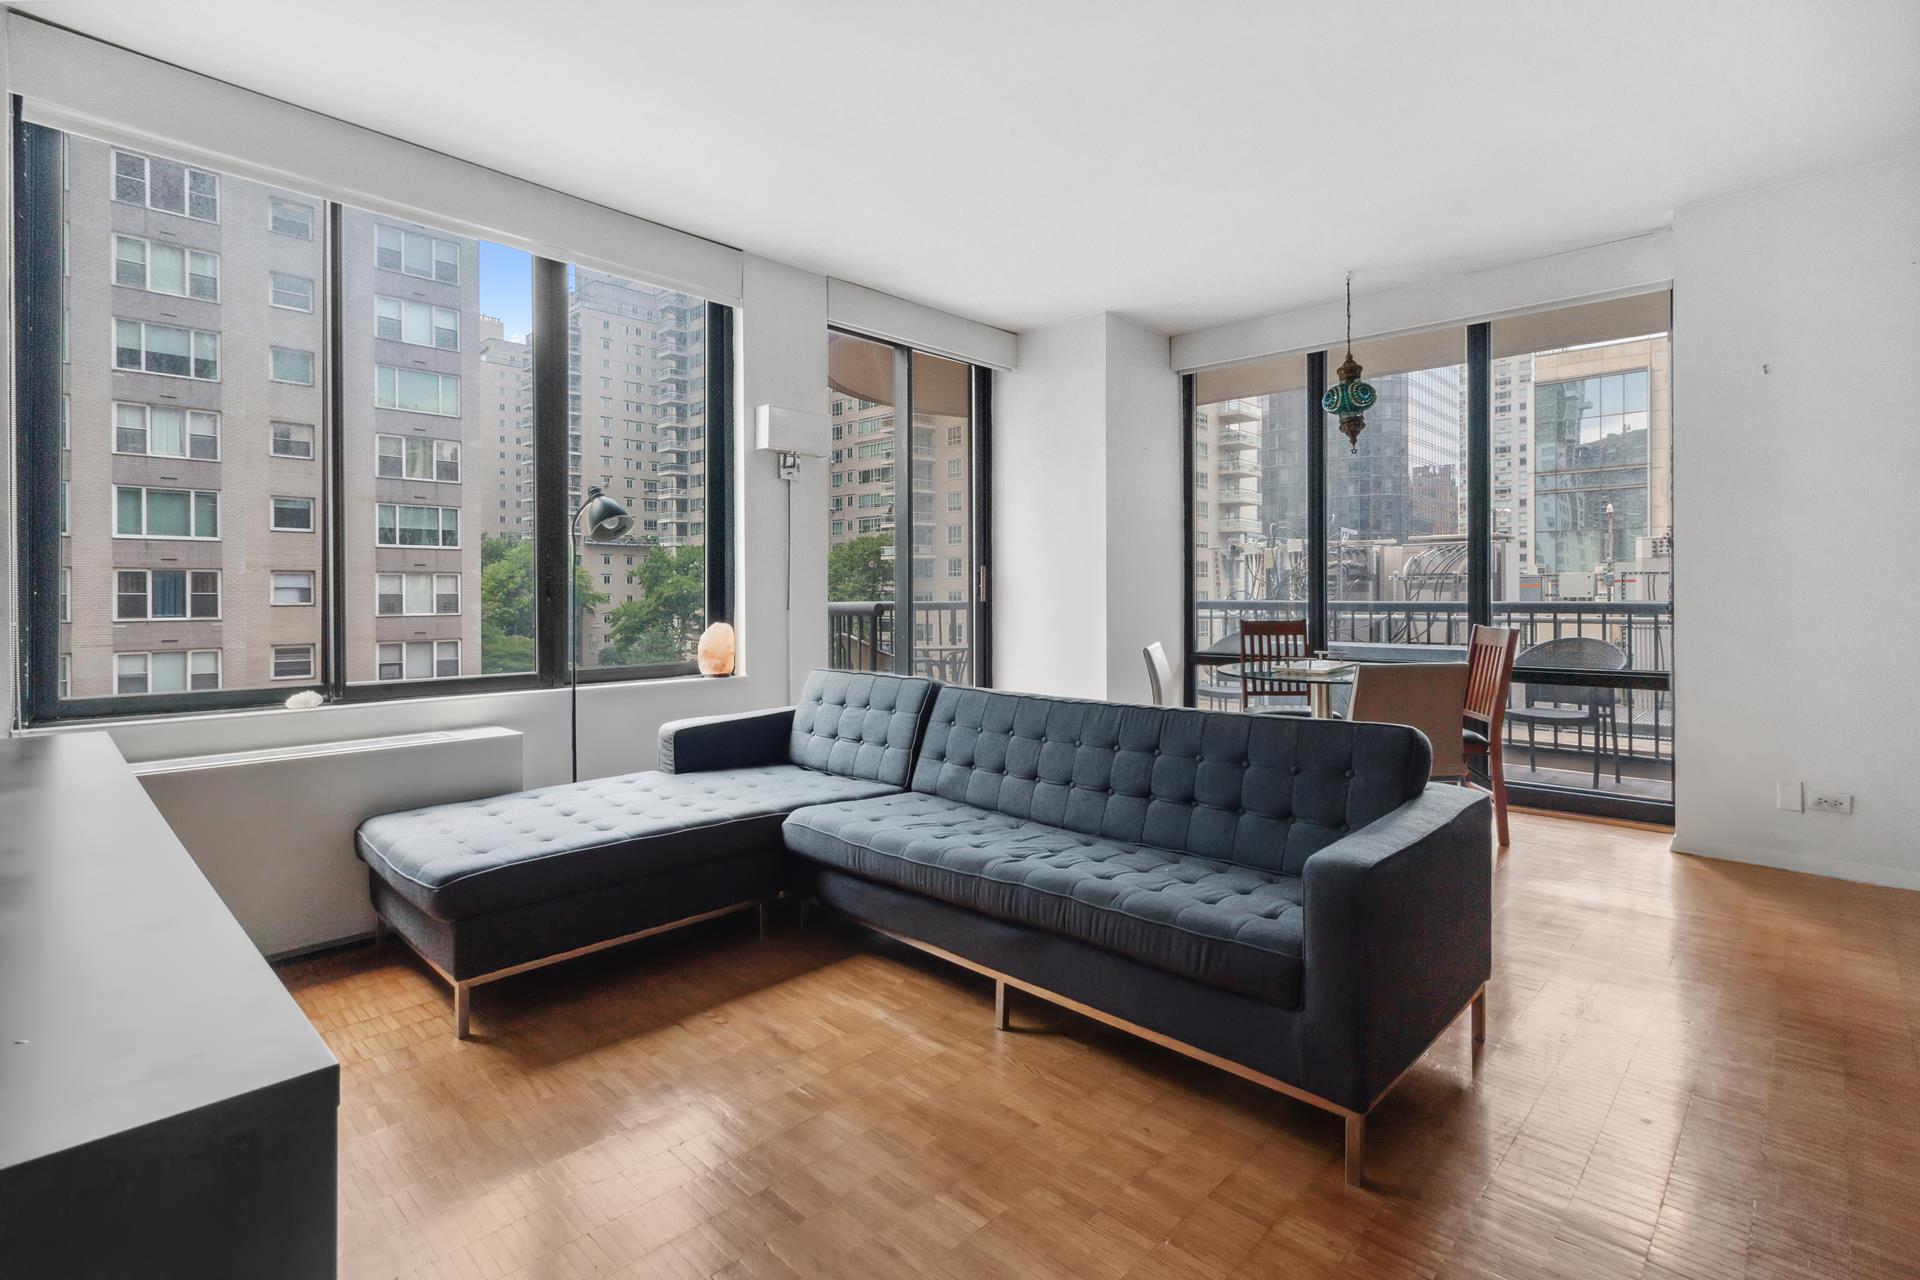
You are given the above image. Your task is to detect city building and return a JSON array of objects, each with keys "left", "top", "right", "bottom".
[
  {"left": 1529, "top": 335, "right": 1672, "bottom": 594},
  {"left": 58, "top": 137, "right": 486, "bottom": 697}
]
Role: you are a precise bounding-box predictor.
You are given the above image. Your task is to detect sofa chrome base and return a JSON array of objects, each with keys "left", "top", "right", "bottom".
[
  {"left": 852, "top": 916, "right": 1486, "bottom": 1188},
  {"left": 376, "top": 899, "right": 767, "bottom": 1040}
]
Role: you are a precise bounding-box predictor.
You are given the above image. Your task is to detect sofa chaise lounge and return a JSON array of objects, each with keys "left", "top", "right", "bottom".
[{"left": 358, "top": 669, "right": 1491, "bottom": 1184}]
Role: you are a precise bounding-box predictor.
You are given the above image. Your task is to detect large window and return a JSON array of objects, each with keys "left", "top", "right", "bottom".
[
  {"left": 824, "top": 332, "right": 988, "bottom": 684},
  {"left": 566, "top": 268, "right": 731, "bottom": 678},
  {"left": 15, "top": 122, "right": 734, "bottom": 720},
  {"left": 1189, "top": 355, "right": 1310, "bottom": 710},
  {"left": 1183, "top": 293, "right": 1674, "bottom": 820},
  {"left": 1485, "top": 298, "right": 1674, "bottom": 807}
]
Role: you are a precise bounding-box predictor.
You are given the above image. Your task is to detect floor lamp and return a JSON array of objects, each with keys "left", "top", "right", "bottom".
[{"left": 571, "top": 486, "right": 633, "bottom": 782}]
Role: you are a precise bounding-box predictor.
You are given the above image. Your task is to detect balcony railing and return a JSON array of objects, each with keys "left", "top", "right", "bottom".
[
  {"left": 828, "top": 601, "right": 974, "bottom": 683},
  {"left": 1192, "top": 598, "right": 1674, "bottom": 778}
]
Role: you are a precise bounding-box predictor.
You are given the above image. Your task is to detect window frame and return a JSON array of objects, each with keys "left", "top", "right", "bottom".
[
  {"left": 270, "top": 421, "right": 316, "bottom": 459},
  {"left": 114, "top": 648, "right": 223, "bottom": 695},
  {"left": 269, "top": 345, "right": 316, "bottom": 386},
  {"left": 112, "top": 317, "right": 220, "bottom": 381},
  {"left": 111, "top": 402, "right": 220, "bottom": 461},
  {"left": 111, "top": 149, "right": 219, "bottom": 222},
  {"left": 112, "top": 485, "right": 220, "bottom": 540},
  {"left": 374, "top": 432, "right": 461, "bottom": 483},
  {"left": 269, "top": 271, "right": 314, "bottom": 312},
  {"left": 111, "top": 233, "right": 220, "bottom": 301},
  {"left": 270, "top": 495, "right": 317, "bottom": 533},
  {"left": 15, "top": 129, "right": 736, "bottom": 721},
  {"left": 112, "top": 567, "right": 222, "bottom": 622},
  {"left": 270, "top": 570, "right": 316, "bottom": 607},
  {"left": 1177, "top": 311, "right": 1673, "bottom": 825}
]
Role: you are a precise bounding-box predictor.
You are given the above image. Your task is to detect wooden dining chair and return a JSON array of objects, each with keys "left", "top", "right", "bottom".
[
  {"left": 1348, "top": 663, "right": 1471, "bottom": 779},
  {"left": 1461, "top": 625, "right": 1520, "bottom": 847},
  {"left": 1142, "top": 641, "right": 1174, "bottom": 707},
  {"left": 1239, "top": 620, "right": 1311, "bottom": 715}
]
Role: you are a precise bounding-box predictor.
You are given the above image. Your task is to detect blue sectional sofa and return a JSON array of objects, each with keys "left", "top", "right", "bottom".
[{"left": 358, "top": 669, "right": 1491, "bottom": 1184}]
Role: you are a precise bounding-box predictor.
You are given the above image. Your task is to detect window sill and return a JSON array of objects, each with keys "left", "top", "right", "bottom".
[{"left": 16, "top": 669, "right": 765, "bottom": 738}]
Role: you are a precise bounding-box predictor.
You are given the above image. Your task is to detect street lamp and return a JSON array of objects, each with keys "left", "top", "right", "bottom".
[{"left": 571, "top": 486, "right": 633, "bottom": 782}]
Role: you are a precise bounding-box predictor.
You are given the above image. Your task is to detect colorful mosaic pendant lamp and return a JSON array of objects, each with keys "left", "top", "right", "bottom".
[{"left": 1322, "top": 271, "right": 1376, "bottom": 453}]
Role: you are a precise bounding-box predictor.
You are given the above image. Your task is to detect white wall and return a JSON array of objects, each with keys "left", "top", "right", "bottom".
[
  {"left": 1670, "top": 150, "right": 1920, "bottom": 889},
  {"left": 994, "top": 313, "right": 1181, "bottom": 703},
  {"left": 994, "top": 315, "right": 1110, "bottom": 697},
  {"left": 1102, "top": 316, "right": 1183, "bottom": 705}
]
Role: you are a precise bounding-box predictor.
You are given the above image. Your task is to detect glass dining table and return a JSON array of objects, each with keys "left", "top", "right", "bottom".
[{"left": 1213, "top": 659, "right": 1358, "bottom": 718}]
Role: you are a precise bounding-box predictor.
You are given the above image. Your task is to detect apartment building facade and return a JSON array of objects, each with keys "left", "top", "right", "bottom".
[{"left": 59, "top": 135, "right": 486, "bottom": 698}]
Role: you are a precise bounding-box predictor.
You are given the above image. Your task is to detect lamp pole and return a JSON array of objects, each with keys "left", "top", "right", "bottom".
[{"left": 570, "top": 486, "right": 633, "bottom": 783}]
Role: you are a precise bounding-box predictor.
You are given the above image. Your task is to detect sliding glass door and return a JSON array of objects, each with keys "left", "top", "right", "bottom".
[
  {"left": 826, "top": 331, "right": 989, "bottom": 684},
  {"left": 1183, "top": 292, "right": 1675, "bottom": 821}
]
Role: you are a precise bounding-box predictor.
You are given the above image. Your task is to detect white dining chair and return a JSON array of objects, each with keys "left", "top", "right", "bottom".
[{"left": 1142, "top": 642, "right": 1174, "bottom": 707}]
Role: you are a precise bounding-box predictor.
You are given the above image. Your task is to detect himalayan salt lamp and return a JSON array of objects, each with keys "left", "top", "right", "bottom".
[{"left": 697, "top": 621, "right": 736, "bottom": 676}]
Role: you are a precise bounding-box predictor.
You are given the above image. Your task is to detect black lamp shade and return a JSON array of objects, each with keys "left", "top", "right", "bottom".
[{"left": 579, "top": 486, "right": 633, "bottom": 540}]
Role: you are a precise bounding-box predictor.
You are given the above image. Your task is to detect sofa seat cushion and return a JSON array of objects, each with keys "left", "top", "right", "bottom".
[
  {"left": 784, "top": 792, "right": 1306, "bottom": 1008},
  {"left": 359, "top": 766, "right": 899, "bottom": 922}
]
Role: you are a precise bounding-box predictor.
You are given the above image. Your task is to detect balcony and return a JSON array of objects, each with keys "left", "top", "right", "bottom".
[
  {"left": 827, "top": 601, "right": 973, "bottom": 683},
  {"left": 1215, "top": 486, "right": 1259, "bottom": 508},
  {"left": 1215, "top": 426, "right": 1260, "bottom": 451},
  {"left": 1215, "top": 398, "right": 1262, "bottom": 425},
  {"left": 1190, "top": 597, "right": 1674, "bottom": 802},
  {"left": 1216, "top": 517, "right": 1262, "bottom": 536},
  {"left": 1217, "top": 454, "right": 1260, "bottom": 481}
]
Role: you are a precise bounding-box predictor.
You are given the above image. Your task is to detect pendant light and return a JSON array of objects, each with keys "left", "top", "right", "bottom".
[{"left": 1321, "top": 272, "right": 1376, "bottom": 453}]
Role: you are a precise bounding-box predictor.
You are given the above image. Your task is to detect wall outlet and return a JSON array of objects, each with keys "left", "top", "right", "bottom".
[
  {"left": 1776, "top": 780, "right": 1802, "bottom": 812},
  {"left": 1808, "top": 791, "right": 1853, "bottom": 815}
]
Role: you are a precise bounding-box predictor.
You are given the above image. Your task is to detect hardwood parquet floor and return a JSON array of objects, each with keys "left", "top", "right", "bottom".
[{"left": 281, "top": 813, "right": 1920, "bottom": 1280}]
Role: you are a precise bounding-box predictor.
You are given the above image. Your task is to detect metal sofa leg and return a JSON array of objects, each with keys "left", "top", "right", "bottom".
[
  {"left": 371, "top": 914, "right": 388, "bottom": 948},
  {"left": 1344, "top": 1113, "right": 1366, "bottom": 1187},
  {"left": 757, "top": 900, "right": 770, "bottom": 941},
  {"left": 1472, "top": 987, "right": 1488, "bottom": 1064},
  {"left": 993, "top": 979, "right": 1011, "bottom": 1031},
  {"left": 454, "top": 981, "right": 471, "bottom": 1041}
]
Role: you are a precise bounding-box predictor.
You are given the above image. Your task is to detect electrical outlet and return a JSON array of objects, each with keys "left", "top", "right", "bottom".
[
  {"left": 1808, "top": 791, "right": 1853, "bottom": 815},
  {"left": 1776, "top": 780, "right": 1803, "bottom": 812}
]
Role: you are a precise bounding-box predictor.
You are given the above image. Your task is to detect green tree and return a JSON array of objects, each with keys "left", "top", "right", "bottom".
[
  {"left": 828, "top": 534, "right": 894, "bottom": 602},
  {"left": 477, "top": 534, "right": 604, "bottom": 673},
  {"left": 600, "top": 543, "right": 706, "bottom": 666}
]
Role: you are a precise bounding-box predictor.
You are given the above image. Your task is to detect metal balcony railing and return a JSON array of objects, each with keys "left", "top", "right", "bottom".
[
  {"left": 1191, "top": 597, "right": 1675, "bottom": 773},
  {"left": 827, "top": 601, "right": 974, "bottom": 683}
]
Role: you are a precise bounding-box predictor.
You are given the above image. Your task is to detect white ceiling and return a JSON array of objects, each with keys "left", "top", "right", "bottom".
[{"left": 21, "top": 0, "right": 1920, "bottom": 335}]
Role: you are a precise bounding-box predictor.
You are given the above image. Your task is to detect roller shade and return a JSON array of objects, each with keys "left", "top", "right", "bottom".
[
  {"left": 1192, "top": 290, "right": 1671, "bottom": 399},
  {"left": 8, "top": 13, "right": 743, "bottom": 302},
  {"left": 826, "top": 332, "right": 973, "bottom": 417}
]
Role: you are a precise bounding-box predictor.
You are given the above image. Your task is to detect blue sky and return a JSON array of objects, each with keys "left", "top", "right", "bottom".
[{"left": 477, "top": 241, "right": 536, "bottom": 340}]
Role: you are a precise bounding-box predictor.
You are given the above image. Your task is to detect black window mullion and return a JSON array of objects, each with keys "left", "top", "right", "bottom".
[
  {"left": 13, "top": 110, "right": 62, "bottom": 725},
  {"left": 704, "top": 301, "right": 735, "bottom": 627},
  {"left": 891, "top": 344, "right": 913, "bottom": 675},
  {"left": 1305, "top": 350, "right": 1329, "bottom": 655},
  {"left": 1466, "top": 321, "right": 1492, "bottom": 632},
  {"left": 1180, "top": 373, "right": 1197, "bottom": 705},
  {"left": 971, "top": 364, "right": 994, "bottom": 688},
  {"left": 13, "top": 111, "right": 63, "bottom": 726},
  {"left": 324, "top": 201, "right": 347, "bottom": 696},
  {"left": 531, "top": 257, "right": 571, "bottom": 687}
]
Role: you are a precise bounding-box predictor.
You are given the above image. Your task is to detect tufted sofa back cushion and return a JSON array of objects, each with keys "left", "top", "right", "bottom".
[
  {"left": 790, "top": 669, "right": 941, "bottom": 787},
  {"left": 911, "top": 688, "right": 1432, "bottom": 876}
]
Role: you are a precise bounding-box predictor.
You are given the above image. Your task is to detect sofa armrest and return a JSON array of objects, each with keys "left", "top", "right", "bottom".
[
  {"left": 1298, "top": 785, "right": 1491, "bottom": 1110},
  {"left": 659, "top": 706, "right": 795, "bottom": 774}
]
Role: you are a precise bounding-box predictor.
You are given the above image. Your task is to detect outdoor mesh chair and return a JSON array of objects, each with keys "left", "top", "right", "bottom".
[{"left": 1508, "top": 636, "right": 1629, "bottom": 788}]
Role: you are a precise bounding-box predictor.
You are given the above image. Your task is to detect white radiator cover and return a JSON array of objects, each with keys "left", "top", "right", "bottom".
[{"left": 133, "top": 726, "right": 523, "bottom": 958}]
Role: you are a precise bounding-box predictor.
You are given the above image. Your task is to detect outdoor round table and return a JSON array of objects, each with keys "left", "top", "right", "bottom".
[{"left": 1214, "top": 660, "right": 1358, "bottom": 718}]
